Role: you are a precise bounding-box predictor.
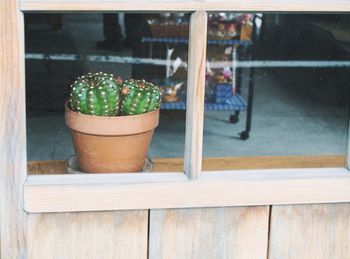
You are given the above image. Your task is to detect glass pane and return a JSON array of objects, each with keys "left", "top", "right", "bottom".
[
  {"left": 203, "top": 13, "right": 349, "bottom": 170},
  {"left": 25, "top": 12, "right": 190, "bottom": 173}
]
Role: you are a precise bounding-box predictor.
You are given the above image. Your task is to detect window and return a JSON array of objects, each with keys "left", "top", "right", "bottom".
[
  {"left": 26, "top": 12, "right": 189, "bottom": 173},
  {"left": 203, "top": 13, "right": 349, "bottom": 171},
  {"left": 2, "top": 2, "right": 350, "bottom": 214}
]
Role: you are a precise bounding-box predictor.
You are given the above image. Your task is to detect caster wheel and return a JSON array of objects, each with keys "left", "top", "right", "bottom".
[
  {"left": 229, "top": 115, "right": 239, "bottom": 124},
  {"left": 240, "top": 131, "right": 249, "bottom": 140}
]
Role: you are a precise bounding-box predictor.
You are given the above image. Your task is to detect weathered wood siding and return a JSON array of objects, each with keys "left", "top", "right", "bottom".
[
  {"left": 23, "top": 203, "right": 350, "bottom": 259},
  {"left": 269, "top": 203, "right": 350, "bottom": 259},
  {"left": 149, "top": 207, "right": 270, "bottom": 259},
  {"left": 27, "top": 211, "right": 148, "bottom": 259},
  {"left": 23, "top": 158, "right": 350, "bottom": 258},
  {"left": 3, "top": 0, "right": 350, "bottom": 256},
  {"left": 0, "top": 0, "right": 27, "bottom": 257}
]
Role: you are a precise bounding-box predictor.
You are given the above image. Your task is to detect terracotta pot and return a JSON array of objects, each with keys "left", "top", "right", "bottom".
[{"left": 65, "top": 106, "right": 159, "bottom": 173}]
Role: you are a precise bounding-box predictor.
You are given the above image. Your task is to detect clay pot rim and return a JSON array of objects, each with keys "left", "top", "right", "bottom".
[
  {"left": 65, "top": 103, "right": 160, "bottom": 136},
  {"left": 65, "top": 102, "right": 160, "bottom": 119}
]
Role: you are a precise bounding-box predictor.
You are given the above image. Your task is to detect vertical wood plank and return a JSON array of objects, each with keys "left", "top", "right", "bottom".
[
  {"left": 0, "top": 0, "right": 27, "bottom": 257},
  {"left": 184, "top": 11, "right": 207, "bottom": 179},
  {"left": 269, "top": 203, "right": 350, "bottom": 259},
  {"left": 27, "top": 210, "right": 148, "bottom": 259},
  {"left": 149, "top": 206, "right": 270, "bottom": 259}
]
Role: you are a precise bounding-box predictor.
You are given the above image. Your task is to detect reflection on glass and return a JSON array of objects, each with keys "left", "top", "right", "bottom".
[
  {"left": 25, "top": 13, "right": 190, "bottom": 163},
  {"left": 203, "top": 13, "right": 349, "bottom": 168},
  {"left": 25, "top": 13, "right": 350, "bottom": 172}
]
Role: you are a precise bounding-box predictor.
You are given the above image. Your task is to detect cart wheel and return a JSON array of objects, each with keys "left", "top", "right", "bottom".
[
  {"left": 240, "top": 131, "right": 249, "bottom": 140},
  {"left": 229, "top": 115, "right": 239, "bottom": 124}
]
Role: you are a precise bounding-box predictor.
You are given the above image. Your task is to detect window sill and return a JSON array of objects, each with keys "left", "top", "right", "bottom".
[{"left": 24, "top": 155, "right": 350, "bottom": 213}]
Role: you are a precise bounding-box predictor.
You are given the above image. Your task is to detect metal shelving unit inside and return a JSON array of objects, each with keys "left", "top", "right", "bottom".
[{"left": 142, "top": 27, "right": 256, "bottom": 140}]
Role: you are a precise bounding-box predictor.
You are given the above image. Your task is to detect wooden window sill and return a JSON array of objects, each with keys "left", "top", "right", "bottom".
[{"left": 24, "top": 155, "right": 350, "bottom": 213}]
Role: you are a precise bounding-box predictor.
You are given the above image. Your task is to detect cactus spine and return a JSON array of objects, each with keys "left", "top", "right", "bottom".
[
  {"left": 69, "top": 72, "right": 161, "bottom": 116},
  {"left": 121, "top": 79, "right": 161, "bottom": 115},
  {"left": 70, "top": 72, "right": 122, "bottom": 116}
]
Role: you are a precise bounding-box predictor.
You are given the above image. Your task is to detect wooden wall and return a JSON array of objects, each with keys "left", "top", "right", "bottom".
[
  {"left": 24, "top": 157, "right": 350, "bottom": 259},
  {"left": 25, "top": 203, "right": 350, "bottom": 259},
  {"left": 2, "top": 0, "right": 349, "bottom": 256}
]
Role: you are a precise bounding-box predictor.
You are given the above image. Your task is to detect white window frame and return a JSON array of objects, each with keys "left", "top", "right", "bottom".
[{"left": 3, "top": 0, "right": 350, "bottom": 213}]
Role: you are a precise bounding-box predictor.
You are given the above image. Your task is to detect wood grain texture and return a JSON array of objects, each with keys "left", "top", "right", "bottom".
[
  {"left": 24, "top": 167, "right": 350, "bottom": 212},
  {"left": 149, "top": 206, "right": 270, "bottom": 259},
  {"left": 27, "top": 210, "right": 148, "bottom": 259},
  {"left": 269, "top": 203, "right": 350, "bottom": 259},
  {"left": 25, "top": 156, "right": 350, "bottom": 212},
  {"left": 20, "top": 0, "right": 350, "bottom": 11},
  {"left": 0, "top": 0, "right": 27, "bottom": 257},
  {"left": 28, "top": 155, "right": 346, "bottom": 175},
  {"left": 184, "top": 11, "right": 207, "bottom": 179}
]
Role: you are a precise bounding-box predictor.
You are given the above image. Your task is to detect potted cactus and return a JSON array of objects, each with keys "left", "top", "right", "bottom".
[{"left": 65, "top": 72, "right": 161, "bottom": 173}]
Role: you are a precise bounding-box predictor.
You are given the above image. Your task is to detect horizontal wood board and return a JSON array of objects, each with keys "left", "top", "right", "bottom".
[
  {"left": 28, "top": 155, "right": 346, "bottom": 174},
  {"left": 20, "top": 0, "right": 350, "bottom": 11},
  {"left": 24, "top": 156, "right": 350, "bottom": 213}
]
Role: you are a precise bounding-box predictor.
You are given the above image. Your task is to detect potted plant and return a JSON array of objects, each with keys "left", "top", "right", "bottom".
[{"left": 65, "top": 72, "right": 161, "bottom": 173}]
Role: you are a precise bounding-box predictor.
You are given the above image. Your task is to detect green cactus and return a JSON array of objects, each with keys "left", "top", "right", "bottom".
[
  {"left": 69, "top": 72, "right": 122, "bottom": 116},
  {"left": 121, "top": 79, "right": 161, "bottom": 115},
  {"left": 69, "top": 72, "right": 161, "bottom": 116}
]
